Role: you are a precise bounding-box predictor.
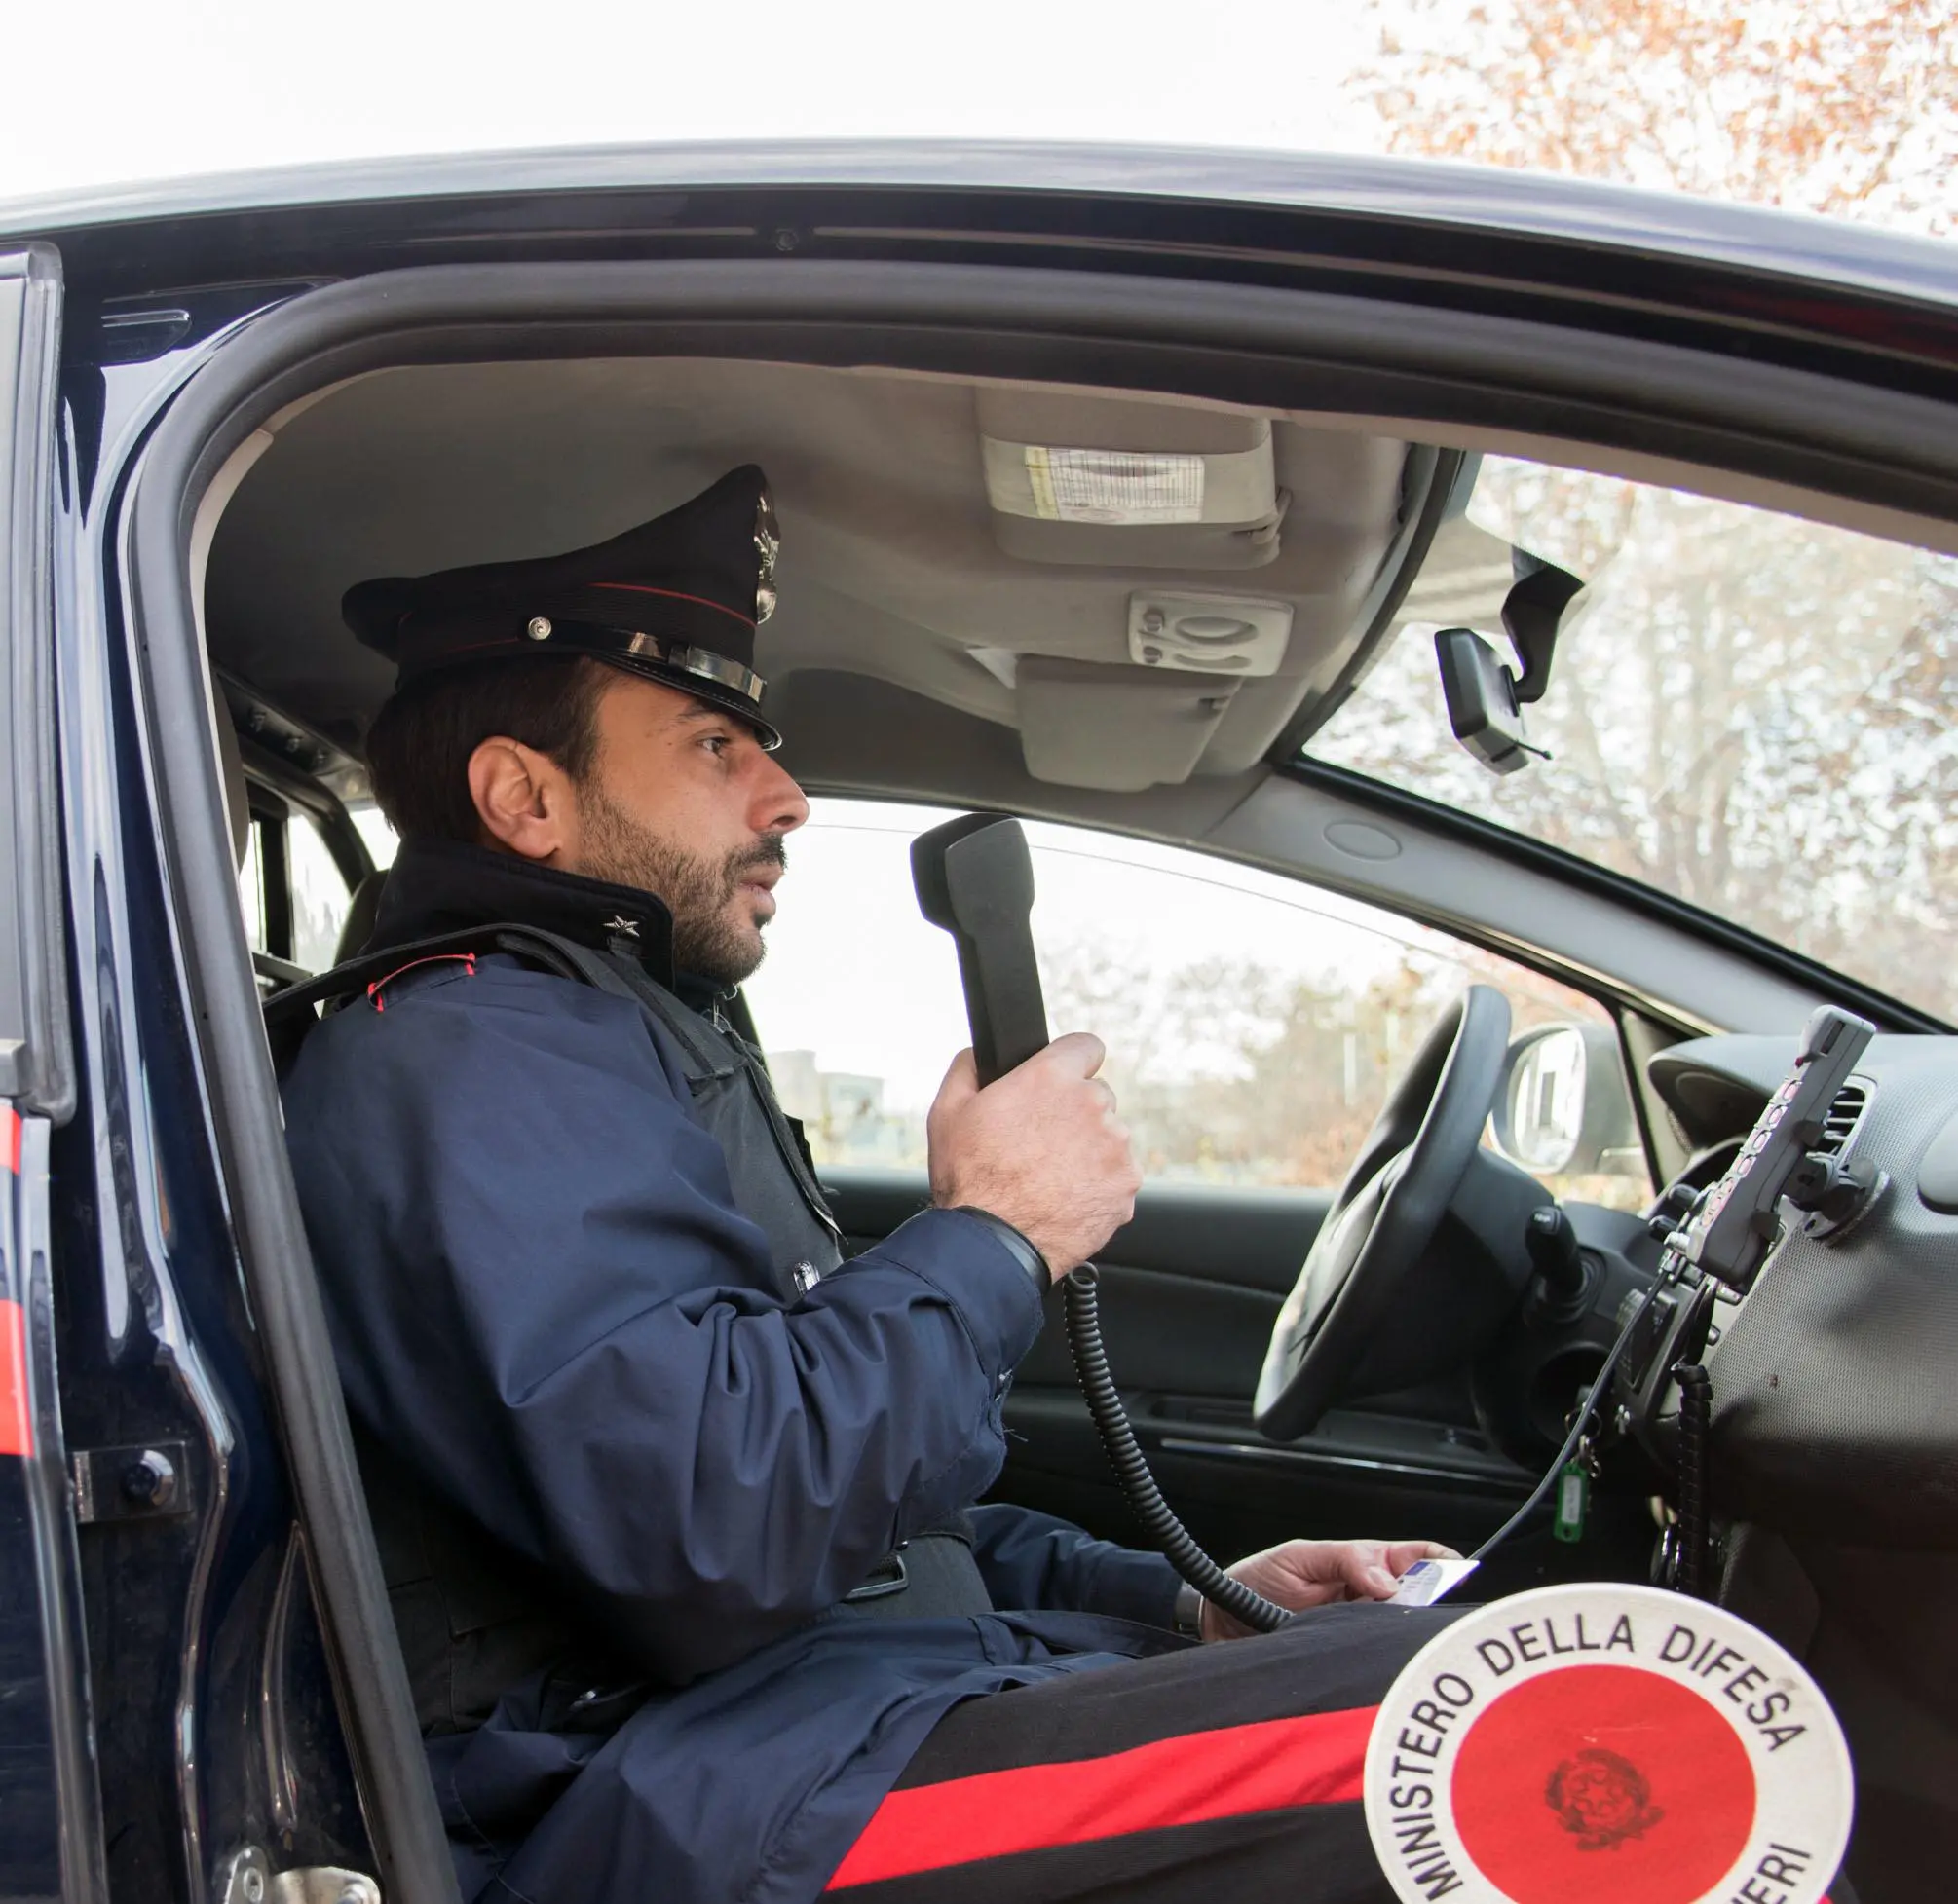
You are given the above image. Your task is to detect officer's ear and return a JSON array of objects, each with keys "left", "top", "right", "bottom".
[{"left": 468, "top": 734, "right": 579, "bottom": 864}]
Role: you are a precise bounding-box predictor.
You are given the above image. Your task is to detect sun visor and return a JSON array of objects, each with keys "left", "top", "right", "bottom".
[
  {"left": 976, "top": 389, "right": 1282, "bottom": 570},
  {"left": 1016, "top": 656, "right": 1239, "bottom": 791}
]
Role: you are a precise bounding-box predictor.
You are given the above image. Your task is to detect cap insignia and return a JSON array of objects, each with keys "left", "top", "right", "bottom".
[{"left": 754, "top": 488, "right": 780, "bottom": 625}]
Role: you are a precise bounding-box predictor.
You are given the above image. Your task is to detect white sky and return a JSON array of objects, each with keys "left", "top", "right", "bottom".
[{"left": 2, "top": 0, "right": 1389, "bottom": 202}]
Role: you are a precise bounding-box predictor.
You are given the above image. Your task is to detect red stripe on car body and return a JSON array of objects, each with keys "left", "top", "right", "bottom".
[
  {"left": 0, "top": 1301, "right": 31, "bottom": 1458},
  {"left": 825, "top": 1702, "right": 1376, "bottom": 1888}
]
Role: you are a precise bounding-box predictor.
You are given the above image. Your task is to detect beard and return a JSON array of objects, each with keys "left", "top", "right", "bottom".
[{"left": 577, "top": 786, "right": 786, "bottom": 986}]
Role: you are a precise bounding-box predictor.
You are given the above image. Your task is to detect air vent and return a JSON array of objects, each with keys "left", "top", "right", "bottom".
[{"left": 1814, "top": 1081, "right": 1870, "bottom": 1156}]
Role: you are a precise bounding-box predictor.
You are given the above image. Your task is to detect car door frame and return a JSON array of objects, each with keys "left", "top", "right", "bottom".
[
  {"left": 113, "top": 229, "right": 1958, "bottom": 1891},
  {"left": 1, "top": 241, "right": 108, "bottom": 1904}
]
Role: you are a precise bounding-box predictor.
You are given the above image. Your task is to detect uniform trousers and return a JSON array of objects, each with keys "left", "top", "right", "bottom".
[
  {"left": 825, "top": 1603, "right": 1459, "bottom": 1903},
  {"left": 825, "top": 1600, "right": 1864, "bottom": 1904}
]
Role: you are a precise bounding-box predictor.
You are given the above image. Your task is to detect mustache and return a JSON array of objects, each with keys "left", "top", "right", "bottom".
[{"left": 722, "top": 833, "right": 788, "bottom": 892}]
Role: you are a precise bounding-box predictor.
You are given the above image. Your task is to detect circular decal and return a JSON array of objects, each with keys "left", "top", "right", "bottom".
[{"left": 1364, "top": 1584, "right": 1852, "bottom": 1904}]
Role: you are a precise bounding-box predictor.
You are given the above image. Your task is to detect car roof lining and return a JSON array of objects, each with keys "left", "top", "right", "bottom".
[
  {"left": 202, "top": 355, "right": 1420, "bottom": 796},
  {"left": 201, "top": 350, "right": 1958, "bottom": 817}
]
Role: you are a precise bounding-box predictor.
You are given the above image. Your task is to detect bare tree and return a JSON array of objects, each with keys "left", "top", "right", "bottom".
[
  {"left": 1041, "top": 931, "right": 1646, "bottom": 1202},
  {"left": 1320, "top": 471, "right": 1958, "bottom": 1015},
  {"left": 1356, "top": 0, "right": 1958, "bottom": 235}
]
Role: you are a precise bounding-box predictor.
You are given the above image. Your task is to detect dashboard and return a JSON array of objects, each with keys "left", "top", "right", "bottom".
[{"left": 1643, "top": 1032, "right": 1958, "bottom": 1549}]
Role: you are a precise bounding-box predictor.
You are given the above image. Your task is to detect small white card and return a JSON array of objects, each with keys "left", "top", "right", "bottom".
[{"left": 1389, "top": 1557, "right": 1481, "bottom": 1606}]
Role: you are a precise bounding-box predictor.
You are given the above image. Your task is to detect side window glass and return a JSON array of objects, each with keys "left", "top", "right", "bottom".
[
  {"left": 747, "top": 804, "right": 970, "bottom": 1169},
  {"left": 238, "top": 817, "right": 272, "bottom": 954},
  {"left": 744, "top": 799, "right": 1652, "bottom": 1210},
  {"left": 350, "top": 803, "right": 400, "bottom": 872},
  {"left": 233, "top": 802, "right": 361, "bottom": 975},
  {"left": 289, "top": 818, "right": 355, "bottom": 973}
]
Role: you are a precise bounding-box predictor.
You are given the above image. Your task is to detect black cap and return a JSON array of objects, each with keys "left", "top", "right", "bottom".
[{"left": 343, "top": 465, "right": 783, "bottom": 748}]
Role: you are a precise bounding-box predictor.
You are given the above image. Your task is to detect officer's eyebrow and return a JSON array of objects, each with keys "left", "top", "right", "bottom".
[{"left": 678, "top": 701, "right": 730, "bottom": 725}]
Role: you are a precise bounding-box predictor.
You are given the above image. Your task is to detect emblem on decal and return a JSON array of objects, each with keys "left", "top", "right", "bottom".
[
  {"left": 754, "top": 489, "right": 780, "bottom": 624},
  {"left": 1545, "top": 1746, "right": 1665, "bottom": 1850},
  {"left": 1362, "top": 1583, "right": 1854, "bottom": 1904}
]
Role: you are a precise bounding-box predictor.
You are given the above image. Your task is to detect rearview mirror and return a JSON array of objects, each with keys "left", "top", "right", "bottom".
[
  {"left": 1490, "top": 1024, "right": 1638, "bottom": 1175},
  {"left": 1435, "top": 627, "right": 1542, "bottom": 776}
]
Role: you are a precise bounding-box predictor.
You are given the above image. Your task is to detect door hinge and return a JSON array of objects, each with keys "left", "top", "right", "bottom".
[{"left": 217, "top": 1847, "right": 380, "bottom": 1904}]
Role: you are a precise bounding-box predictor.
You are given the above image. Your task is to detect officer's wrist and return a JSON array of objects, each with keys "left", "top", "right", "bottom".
[
  {"left": 1173, "top": 1581, "right": 1206, "bottom": 1640},
  {"left": 950, "top": 1207, "right": 1052, "bottom": 1290}
]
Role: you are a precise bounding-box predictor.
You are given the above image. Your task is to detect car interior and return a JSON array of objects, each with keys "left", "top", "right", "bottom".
[{"left": 169, "top": 345, "right": 1958, "bottom": 1898}]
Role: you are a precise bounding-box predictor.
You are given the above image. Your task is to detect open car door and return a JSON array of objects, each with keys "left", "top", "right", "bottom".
[{"left": 0, "top": 243, "right": 102, "bottom": 1903}]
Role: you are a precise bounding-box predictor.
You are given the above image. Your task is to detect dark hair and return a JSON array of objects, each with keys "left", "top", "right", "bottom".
[{"left": 363, "top": 654, "right": 610, "bottom": 841}]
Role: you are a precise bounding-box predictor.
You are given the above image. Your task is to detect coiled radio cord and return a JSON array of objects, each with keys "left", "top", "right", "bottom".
[{"left": 1064, "top": 1266, "right": 1295, "bottom": 1634}]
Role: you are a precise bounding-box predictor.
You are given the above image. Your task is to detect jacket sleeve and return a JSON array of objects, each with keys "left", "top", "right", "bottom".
[
  {"left": 283, "top": 962, "right": 1046, "bottom": 1683},
  {"left": 968, "top": 1503, "right": 1181, "bottom": 1627}
]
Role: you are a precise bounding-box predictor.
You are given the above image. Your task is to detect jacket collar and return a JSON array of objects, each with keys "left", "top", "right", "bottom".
[{"left": 369, "top": 837, "right": 680, "bottom": 989}]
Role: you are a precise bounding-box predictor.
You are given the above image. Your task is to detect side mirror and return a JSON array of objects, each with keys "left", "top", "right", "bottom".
[{"left": 1490, "top": 1024, "right": 1638, "bottom": 1176}]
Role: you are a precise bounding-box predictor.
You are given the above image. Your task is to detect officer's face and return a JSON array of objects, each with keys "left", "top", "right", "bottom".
[{"left": 567, "top": 673, "right": 810, "bottom": 981}]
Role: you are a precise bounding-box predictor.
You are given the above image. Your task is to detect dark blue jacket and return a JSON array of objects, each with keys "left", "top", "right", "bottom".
[{"left": 281, "top": 840, "right": 1185, "bottom": 1904}]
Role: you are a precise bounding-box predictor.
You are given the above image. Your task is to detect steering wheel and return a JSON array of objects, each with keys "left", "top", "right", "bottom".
[{"left": 1252, "top": 985, "right": 1512, "bottom": 1440}]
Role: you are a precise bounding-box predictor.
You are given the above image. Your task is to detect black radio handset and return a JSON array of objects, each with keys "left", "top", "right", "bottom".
[
  {"left": 909, "top": 813, "right": 1049, "bottom": 1086},
  {"left": 910, "top": 813, "right": 1294, "bottom": 1635}
]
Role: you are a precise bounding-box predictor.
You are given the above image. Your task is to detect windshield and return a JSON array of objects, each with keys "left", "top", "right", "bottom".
[{"left": 1308, "top": 458, "right": 1958, "bottom": 1023}]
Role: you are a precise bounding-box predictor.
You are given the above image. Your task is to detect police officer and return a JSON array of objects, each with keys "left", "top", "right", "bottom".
[{"left": 281, "top": 467, "right": 1461, "bottom": 1904}]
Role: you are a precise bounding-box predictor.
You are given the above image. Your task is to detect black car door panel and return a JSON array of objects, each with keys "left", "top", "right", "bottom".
[{"left": 819, "top": 1166, "right": 1544, "bottom": 1572}]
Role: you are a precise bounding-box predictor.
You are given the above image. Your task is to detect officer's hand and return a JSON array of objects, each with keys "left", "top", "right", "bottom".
[
  {"left": 1198, "top": 1539, "right": 1463, "bottom": 1642},
  {"left": 927, "top": 1034, "right": 1142, "bottom": 1277}
]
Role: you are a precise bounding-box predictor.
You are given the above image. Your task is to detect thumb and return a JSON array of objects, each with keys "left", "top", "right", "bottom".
[
  {"left": 932, "top": 1047, "right": 980, "bottom": 1116},
  {"left": 1035, "top": 1030, "right": 1109, "bottom": 1081}
]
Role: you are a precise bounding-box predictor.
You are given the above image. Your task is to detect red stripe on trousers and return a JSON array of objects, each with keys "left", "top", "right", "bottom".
[
  {"left": 826, "top": 1701, "right": 1376, "bottom": 1888},
  {"left": 1, "top": 1106, "right": 19, "bottom": 1174},
  {"left": 0, "top": 1300, "right": 30, "bottom": 1458}
]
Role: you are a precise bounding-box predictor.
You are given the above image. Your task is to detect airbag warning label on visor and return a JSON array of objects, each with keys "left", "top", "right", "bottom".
[
  {"left": 1363, "top": 1584, "right": 1851, "bottom": 1904},
  {"left": 1024, "top": 446, "right": 1205, "bottom": 525}
]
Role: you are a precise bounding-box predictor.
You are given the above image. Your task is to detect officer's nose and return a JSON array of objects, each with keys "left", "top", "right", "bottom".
[{"left": 749, "top": 750, "right": 810, "bottom": 837}]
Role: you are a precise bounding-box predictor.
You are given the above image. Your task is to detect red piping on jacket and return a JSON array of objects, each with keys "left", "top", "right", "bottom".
[{"left": 368, "top": 952, "right": 476, "bottom": 1012}]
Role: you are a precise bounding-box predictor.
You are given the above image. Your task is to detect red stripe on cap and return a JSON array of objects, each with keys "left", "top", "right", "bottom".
[
  {"left": 825, "top": 1702, "right": 1374, "bottom": 1888},
  {"left": 1, "top": 1107, "right": 18, "bottom": 1174},
  {"left": 589, "top": 582, "right": 758, "bottom": 629},
  {"left": 0, "top": 1301, "right": 31, "bottom": 1458}
]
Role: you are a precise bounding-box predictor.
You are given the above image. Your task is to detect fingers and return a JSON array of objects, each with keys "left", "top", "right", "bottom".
[
  {"left": 1034, "top": 1030, "right": 1108, "bottom": 1080},
  {"left": 925, "top": 1027, "right": 1138, "bottom": 1272},
  {"left": 1382, "top": 1539, "right": 1463, "bottom": 1573},
  {"left": 1274, "top": 1540, "right": 1401, "bottom": 1601},
  {"left": 1337, "top": 1542, "right": 1400, "bottom": 1600}
]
